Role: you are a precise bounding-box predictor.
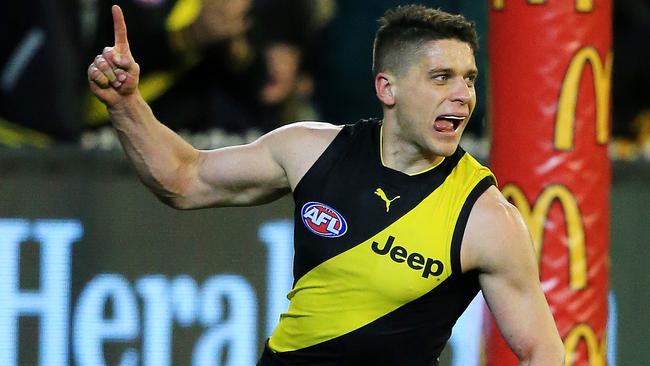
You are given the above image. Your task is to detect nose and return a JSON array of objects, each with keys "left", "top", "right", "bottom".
[{"left": 449, "top": 77, "right": 472, "bottom": 105}]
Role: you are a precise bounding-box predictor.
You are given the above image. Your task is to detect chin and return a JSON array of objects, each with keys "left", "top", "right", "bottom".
[
  {"left": 430, "top": 142, "right": 459, "bottom": 157},
  {"left": 440, "top": 149, "right": 457, "bottom": 157}
]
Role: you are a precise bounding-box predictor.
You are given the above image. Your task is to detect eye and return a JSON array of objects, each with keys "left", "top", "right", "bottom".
[
  {"left": 465, "top": 74, "right": 478, "bottom": 86},
  {"left": 432, "top": 74, "right": 449, "bottom": 82}
]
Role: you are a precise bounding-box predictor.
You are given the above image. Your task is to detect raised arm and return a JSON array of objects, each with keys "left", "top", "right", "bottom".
[
  {"left": 87, "top": 6, "right": 331, "bottom": 209},
  {"left": 461, "top": 186, "right": 565, "bottom": 365}
]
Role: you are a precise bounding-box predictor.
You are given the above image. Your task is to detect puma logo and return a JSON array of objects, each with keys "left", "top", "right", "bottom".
[{"left": 374, "top": 188, "right": 400, "bottom": 212}]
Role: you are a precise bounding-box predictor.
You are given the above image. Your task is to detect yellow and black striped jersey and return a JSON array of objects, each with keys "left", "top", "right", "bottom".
[{"left": 261, "top": 119, "right": 496, "bottom": 365}]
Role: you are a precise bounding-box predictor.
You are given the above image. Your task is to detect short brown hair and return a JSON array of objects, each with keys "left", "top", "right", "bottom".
[{"left": 372, "top": 5, "right": 478, "bottom": 76}]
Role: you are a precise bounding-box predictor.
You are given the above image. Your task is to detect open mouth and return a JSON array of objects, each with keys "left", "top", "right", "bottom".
[{"left": 433, "top": 115, "right": 465, "bottom": 132}]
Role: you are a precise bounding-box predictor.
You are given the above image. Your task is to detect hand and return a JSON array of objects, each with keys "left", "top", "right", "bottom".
[{"left": 88, "top": 5, "right": 140, "bottom": 108}]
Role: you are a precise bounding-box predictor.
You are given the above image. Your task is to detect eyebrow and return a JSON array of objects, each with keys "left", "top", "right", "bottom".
[{"left": 428, "top": 68, "right": 479, "bottom": 77}]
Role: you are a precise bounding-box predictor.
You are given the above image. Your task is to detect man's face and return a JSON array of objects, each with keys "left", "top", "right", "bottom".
[{"left": 391, "top": 39, "right": 477, "bottom": 158}]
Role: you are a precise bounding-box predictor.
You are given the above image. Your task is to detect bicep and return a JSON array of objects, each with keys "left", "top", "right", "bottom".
[
  {"left": 175, "top": 122, "right": 339, "bottom": 209},
  {"left": 478, "top": 242, "right": 555, "bottom": 359},
  {"left": 463, "top": 189, "right": 562, "bottom": 361},
  {"left": 186, "top": 137, "right": 290, "bottom": 208}
]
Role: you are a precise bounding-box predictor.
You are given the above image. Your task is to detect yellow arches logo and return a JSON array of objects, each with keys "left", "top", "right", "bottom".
[
  {"left": 564, "top": 324, "right": 607, "bottom": 365},
  {"left": 493, "top": 0, "right": 593, "bottom": 12},
  {"left": 501, "top": 184, "right": 587, "bottom": 290},
  {"left": 555, "top": 47, "right": 613, "bottom": 151}
]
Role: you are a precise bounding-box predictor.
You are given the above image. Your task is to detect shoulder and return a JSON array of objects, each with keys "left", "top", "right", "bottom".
[
  {"left": 259, "top": 121, "right": 344, "bottom": 189},
  {"left": 460, "top": 185, "right": 534, "bottom": 274},
  {"left": 260, "top": 121, "right": 344, "bottom": 162},
  {"left": 261, "top": 121, "right": 343, "bottom": 146},
  {"left": 470, "top": 186, "right": 525, "bottom": 232}
]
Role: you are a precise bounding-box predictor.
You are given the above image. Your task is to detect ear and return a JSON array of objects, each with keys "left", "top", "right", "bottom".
[{"left": 375, "top": 72, "right": 395, "bottom": 107}]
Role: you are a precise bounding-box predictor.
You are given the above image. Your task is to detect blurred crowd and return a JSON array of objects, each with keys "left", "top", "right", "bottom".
[
  {"left": 1, "top": 0, "right": 337, "bottom": 149},
  {"left": 610, "top": 0, "right": 650, "bottom": 160},
  {"left": 0, "top": 0, "right": 648, "bottom": 160}
]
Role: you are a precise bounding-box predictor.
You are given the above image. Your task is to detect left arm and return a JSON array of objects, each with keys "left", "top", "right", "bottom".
[{"left": 461, "top": 186, "right": 564, "bottom": 365}]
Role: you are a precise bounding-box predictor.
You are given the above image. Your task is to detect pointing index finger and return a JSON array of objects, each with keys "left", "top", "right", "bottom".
[{"left": 112, "top": 5, "right": 129, "bottom": 50}]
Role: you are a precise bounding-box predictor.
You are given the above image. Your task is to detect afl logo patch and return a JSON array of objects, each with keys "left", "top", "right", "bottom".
[{"left": 301, "top": 202, "right": 348, "bottom": 238}]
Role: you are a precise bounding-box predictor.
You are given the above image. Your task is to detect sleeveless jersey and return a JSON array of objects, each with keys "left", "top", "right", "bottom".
[{"left": 265, "top": 119, "right": 496, "bottom": 365}]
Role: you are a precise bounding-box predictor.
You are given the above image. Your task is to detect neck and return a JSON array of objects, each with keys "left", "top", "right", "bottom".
[{"left": 380, "top": 122, "right": 444, "bottom": 175}]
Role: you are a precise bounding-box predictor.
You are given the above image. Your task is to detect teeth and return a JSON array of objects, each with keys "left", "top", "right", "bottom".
[{"left": 439, "top": 115, "right": 464, "bottom": 120}]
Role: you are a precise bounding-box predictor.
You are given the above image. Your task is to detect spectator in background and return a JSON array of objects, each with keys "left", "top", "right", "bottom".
[
  {"left": 0, "top": 0, "right": 83, "bottom": 146},
  {"left": 254, "top": 0, "right": 336, "bottom": 129}
]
